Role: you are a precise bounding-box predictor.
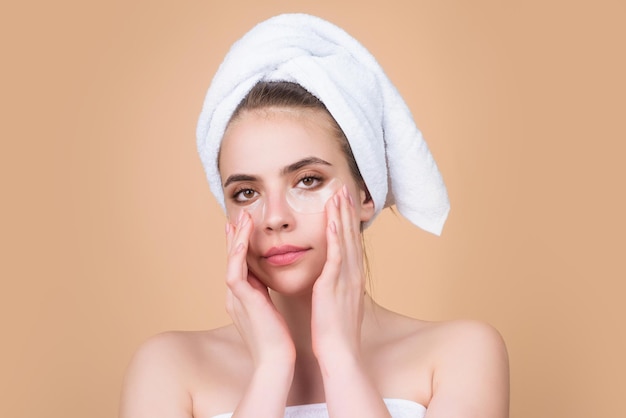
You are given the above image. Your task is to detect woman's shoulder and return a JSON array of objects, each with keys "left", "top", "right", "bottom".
[
  {"left": 422, "top": 320, "right": 509, "bottom": 415},
  {"left": 411, "top": 317, "right": 506, "bottom": 351},
  {"left": 371, "top": 309, "right": 509, "bottom": 414},
  {"left": 385, "top": 313, "right": 508, "bottom": 368},
  {"left": 373, "top": 304, "right": 505, "bottom": 349},
  {"left": 424, "top": 318, "right": 509, "bottom": 384},
  {"left": 120, "top": 325, "right": 247, "bottom": 417},
  {"left": 126, "top": 325, "right": 245, "bottom": 373}
]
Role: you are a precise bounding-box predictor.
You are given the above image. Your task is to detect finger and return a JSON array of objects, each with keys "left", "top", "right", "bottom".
[
  {"left": 226, "top": 209, "right": 244, "bottom": 253},
  {"left": 340, "top": 185, "right": 360, "bottom": 243},
  {"left": 228, "top": 210, "right": 247, "bottom": 254},
  {"left": 225, "top": 211, "right": 253, "bottom": 292},
  {"left": 225, "top": 220, "right": 235, "bottom": 253},
  {"left": 233, "top": 210, "right": 254, "bottom": 255},
  {"left": 317, "top": 191, "right": 343, "bottom": 286},
  {"left": 331, "top": 190, "right": 345, "bottom": 252},
  {"left": 340, "top": 185, "right": 365, "bottom": 282}
]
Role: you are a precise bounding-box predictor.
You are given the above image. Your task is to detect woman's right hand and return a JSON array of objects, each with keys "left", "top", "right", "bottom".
[
  {"left": 225, "top": 210, "right": 296, "bottom": 368},
  {"left": 225, "top": 210, "right": 294, "bottom": 418}
]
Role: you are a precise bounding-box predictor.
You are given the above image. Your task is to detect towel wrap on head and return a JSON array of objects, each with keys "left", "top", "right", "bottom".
[{"left": 196, "top": 13, "right": 450, "bottom": 235}]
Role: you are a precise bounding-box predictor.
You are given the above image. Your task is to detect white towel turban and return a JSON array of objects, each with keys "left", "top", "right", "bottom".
[{"left": 196, "top": 13, "right": 450, "bottom": 235}]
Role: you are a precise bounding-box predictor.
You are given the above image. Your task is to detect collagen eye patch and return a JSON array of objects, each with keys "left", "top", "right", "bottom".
[
  {"left": 286, "top": 177, "right": 340, "bottom": 214},
  {"left": 229, "top": 178, "right": 341, "bottom": 224}
]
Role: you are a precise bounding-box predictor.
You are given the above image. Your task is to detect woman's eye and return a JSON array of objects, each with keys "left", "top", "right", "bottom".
[
  {"left": 234, "top": 188, "right": 258, "bottom": 202},
  {"left": 298, "top": 176, "right": 322, "bottom": 188}
]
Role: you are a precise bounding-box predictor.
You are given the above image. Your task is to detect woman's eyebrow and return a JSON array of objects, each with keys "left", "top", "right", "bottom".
[
  {"left": 223, "top": 174, "right": 258, "bottom": 188},
  {"left": 280, "top": 157, "right": 331, "bottom": 175},
  {"left": 223, "top": 157, "right": 331, "bottom": 188}
]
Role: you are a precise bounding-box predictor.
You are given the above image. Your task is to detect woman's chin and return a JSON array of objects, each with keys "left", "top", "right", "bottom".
[
  {"left": 249, "top": 256, "right": 324, "bottom": 296},
  {"left": 259, "top": 270, "right": 321, "bottom": 297}
]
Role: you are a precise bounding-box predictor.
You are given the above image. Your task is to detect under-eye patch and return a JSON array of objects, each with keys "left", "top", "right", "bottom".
[{"left": 229, "top": 178, "right": 341, "bottom": 224}]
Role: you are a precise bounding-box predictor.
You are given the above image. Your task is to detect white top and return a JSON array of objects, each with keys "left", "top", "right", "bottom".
[{"left": 211, "top": 398, "right": 426, "bottom": 418}]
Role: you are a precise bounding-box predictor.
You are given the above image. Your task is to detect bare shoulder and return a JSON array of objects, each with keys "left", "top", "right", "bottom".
[
  {"left": 123, "top": 326, "right": 241, "bottom": 377},
  {"left": 373, "top": 307, "right": 507, "bottom": 361},
  {"left": 384, "top": 314, "right": 508, "bottom": 365},
  {"left": 120, "top": 326, "right": 245, "bottom": 418},
  {"left": 424, "top": 319, "right": 508, "bottom": 363},
  {"left": 369, "top": 306, "right": 508, "bottom": 416},
  {"left": 420, "top": 319, "right": 510, "bottom": 417}
]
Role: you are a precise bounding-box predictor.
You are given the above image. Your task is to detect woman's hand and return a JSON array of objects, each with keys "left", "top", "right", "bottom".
[
  {"left": 225, "top": 211, "right": 296, "bottom": 368},
  {"left": 225, "top": 210, "right": 294, "bottom": 417},
  {"left": 310, "top": 186, "right": 393, "bottom": 418},
  {"left": 311, "top": 185, "right": 366, "bottom": 362}
]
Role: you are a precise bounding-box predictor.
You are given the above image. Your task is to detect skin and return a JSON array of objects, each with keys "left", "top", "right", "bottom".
[{"left": 120, "top": 108, "right": 510, "bottom": 418}]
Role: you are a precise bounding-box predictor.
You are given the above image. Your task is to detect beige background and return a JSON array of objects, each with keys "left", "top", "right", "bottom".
[{"left": 1, "top": 1, "right": 624, "bottom": 417}]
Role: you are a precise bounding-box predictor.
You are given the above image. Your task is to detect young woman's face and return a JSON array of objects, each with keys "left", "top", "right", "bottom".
[{"left": 219, "top": 107, "right": 372, "bottom": 294}]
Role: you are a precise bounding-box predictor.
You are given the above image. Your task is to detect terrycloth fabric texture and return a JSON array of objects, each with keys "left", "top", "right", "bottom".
[
  {"left": 210, "top": 398, "right": 426, "bottom": 418},
  {"left": 196, "top": 13, "right": 449, "bottom": 234}
]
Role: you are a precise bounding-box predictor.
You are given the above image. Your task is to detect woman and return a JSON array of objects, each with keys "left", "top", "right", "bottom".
[{"left": 120, "top": 14, "right": 509, "bottom": 418}]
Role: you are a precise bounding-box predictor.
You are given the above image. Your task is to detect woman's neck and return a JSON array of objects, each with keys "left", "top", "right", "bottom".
[
  {"left": 269, "top": 290, "right": 383, "bottom": 358},
  {"left": 270, "top": 290, "right": 315, "bottom": 355}
]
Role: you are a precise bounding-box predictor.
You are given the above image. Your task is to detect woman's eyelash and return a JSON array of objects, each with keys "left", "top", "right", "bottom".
[
  {"left": 231, "top": 187, "right": 258, "bottom": 201},
  {"left": 296, "top": 174, "right": 324, "bottom": 187},
  {"left": 229, "top": 173, "right": 324, "bottom": 201}
]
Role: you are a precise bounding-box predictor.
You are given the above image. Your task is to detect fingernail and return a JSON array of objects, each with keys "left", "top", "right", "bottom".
[
  {"left": 237, "top": 210, "right": 244, "bottom": 225},
  {"left": 342, "top": 185, "right": 349, "bottom": 198},
  {"left": 333, "top": 194, "right": 340, "bottom": 208},
  {"left": 330, "top": 220, "right": 337, "bottom": 233},
  {"left": 347, "top": 192, "right": 354, "bottom": 207},
  {"left": 241, "top": 212, "right": 249, "bottom": 226}
]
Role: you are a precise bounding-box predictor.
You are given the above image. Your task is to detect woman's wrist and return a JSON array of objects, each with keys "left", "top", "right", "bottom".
[
  {"left": 317, "top": 351, "right": 393, "bottom": 418},
  {"left": 255, "top": 342, "right": 296, "bottom": 369},
  {"left": 315, "top": 345, "right": 363, "bottom": 378},
  {"left": 232, "top": 361, "right": 294, "bottom": 418},
  {"left": 313, "top": 334, "right": 361, "bottom": 363},
  {"left": 253, "top": 356, "right": 296, "bottom": 384}
]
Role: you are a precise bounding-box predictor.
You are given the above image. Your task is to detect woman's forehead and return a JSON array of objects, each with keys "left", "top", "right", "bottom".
[{"left": 219, "top": 109, "right": 343, "bottom": 174}]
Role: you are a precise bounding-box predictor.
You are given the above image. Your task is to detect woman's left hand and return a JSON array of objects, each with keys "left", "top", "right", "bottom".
[{"left": 311, "top": 185, "right": 366, "bottom": 362}]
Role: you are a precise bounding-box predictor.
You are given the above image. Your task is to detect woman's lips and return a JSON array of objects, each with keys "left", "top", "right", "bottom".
[{"left": 263, "top": 245, "right": 310, "bottom": 266}]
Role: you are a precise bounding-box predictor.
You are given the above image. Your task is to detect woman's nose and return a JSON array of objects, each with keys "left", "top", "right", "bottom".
[{"left": 262, "top": 193, "right": 295, "bottom": 232}]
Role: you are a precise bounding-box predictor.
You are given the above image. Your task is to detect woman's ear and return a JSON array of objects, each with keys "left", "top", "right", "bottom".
[{"left": 358, "top": 189, "right": 375, "bottom": 223}]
